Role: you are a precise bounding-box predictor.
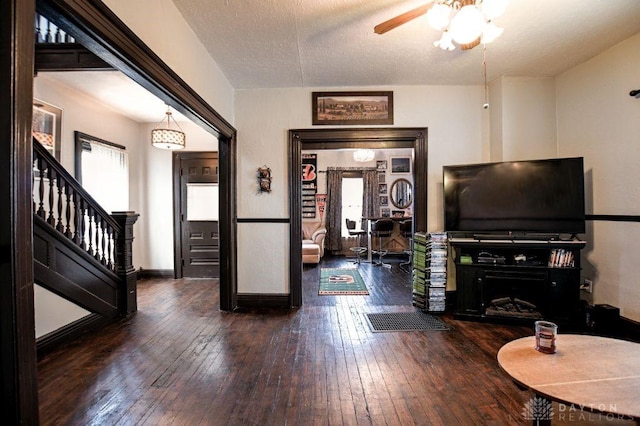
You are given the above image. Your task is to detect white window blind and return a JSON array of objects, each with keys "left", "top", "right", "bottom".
[{"left": 81, "top": 139, "right": 129, "bottom": 213}]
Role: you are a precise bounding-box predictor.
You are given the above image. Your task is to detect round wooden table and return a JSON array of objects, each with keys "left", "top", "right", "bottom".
[{"left": 498, "top": 334, "right": 640, "bottom": 423}]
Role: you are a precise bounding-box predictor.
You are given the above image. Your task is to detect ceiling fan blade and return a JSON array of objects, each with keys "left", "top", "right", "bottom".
[{"left": 374, "top": 3, "right": 434, "bottom": 35}]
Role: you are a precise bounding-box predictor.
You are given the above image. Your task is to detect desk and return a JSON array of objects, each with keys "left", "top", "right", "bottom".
[
  {"left": 498, "top": 334, "right": 640, "bottom": 423},
  {"left": 362, "top": 216, "right": 411, "bottom": 263}
]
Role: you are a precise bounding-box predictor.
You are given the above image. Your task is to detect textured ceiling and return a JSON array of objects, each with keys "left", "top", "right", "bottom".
[{"left": 171, "top": 0, "right": 640, "bottom": 89}]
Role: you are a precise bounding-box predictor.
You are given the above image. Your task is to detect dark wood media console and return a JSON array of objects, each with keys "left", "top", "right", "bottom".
[{"left": 450, "top": 237, "right": 586, "bottom": 325}]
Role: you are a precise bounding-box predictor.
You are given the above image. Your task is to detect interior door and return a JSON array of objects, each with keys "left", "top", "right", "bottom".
[{"left": 174, "top": 152, "right": 219, "bottom": 278}]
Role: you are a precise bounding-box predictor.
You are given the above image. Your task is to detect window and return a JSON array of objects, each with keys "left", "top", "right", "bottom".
[
  {"left": 186, "top": 183, "right": 219, "bottom": 221},
  {"left": 75, "top": 132, "right": 129, "bottom": 213},
  {"left": 341, "top": 177, "right": 363, "bottom": 236}
]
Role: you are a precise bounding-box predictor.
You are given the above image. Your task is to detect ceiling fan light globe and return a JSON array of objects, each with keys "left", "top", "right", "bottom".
[
  {"left": 426, "top": 3, "right": 452, "bottom": 31},
  {"left": 480, "top": 0, "right": 510, "bottom": 20},
  {"left": 434, "top": 31, "right": 455, "bottom": 50},
  {"left": 449, "top": 5, "right": 485, "bottom": 44}
]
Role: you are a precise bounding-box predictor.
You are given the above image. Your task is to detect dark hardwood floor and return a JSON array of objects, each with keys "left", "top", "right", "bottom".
[{"left": 37, "top": 256, "right": 634, "bottom": 425}]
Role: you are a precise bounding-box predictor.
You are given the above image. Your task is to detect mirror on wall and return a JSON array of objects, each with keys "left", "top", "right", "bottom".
[{"left": 390, "top": 178, "right": 412, "bottom": 209}]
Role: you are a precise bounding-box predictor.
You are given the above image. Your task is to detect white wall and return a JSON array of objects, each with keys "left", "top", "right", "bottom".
[
  {"left": 137, "top": 121, "right": 218, "bottom": 270},
  {"left": 33, "top": 73, "right": 142, "bottom": 193},
  {"left": 33, "top": 73, "right": 219, "bottom": 271},
  {"left": 54, "top": 0, "right": 640, "bottom": 322},
  {"left": 34, "top": 285, "right": 90, "bottom": 338},
  {"left": 500, "top": 76, "right": 558, "bottom": 161},
  {"left": 488, "top": 78, "right": 504, "bottom": 162},
  {"left": 33, "top": 74, "right": 143, "bottom": 335},
  {"left": 103, "top": 0, "right": 234, "bottom": 122},
  {"left": 235, "top": 86, "right": 487, "bottom": 293},
  {"left": 556, "top": 33, "right": 640, "bottom": 321},
  {"left": 101, "top": 0, "right": 233, "bottom": 271}
]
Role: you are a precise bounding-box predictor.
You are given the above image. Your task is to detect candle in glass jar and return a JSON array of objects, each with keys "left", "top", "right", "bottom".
[{"left": 535, "top": 321, "right": 557, "bottom": 354}]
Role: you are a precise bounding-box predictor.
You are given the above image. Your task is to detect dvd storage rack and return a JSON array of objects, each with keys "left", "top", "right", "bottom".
[
  {"left": 412, "top": 232, "right": 448, "bottom": 312},
  {"left": 449, "top": 237, "right": 586, "bottom": 325}
]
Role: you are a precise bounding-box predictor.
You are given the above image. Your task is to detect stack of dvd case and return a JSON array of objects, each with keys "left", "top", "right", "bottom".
[
  {"left": 412, "top": 232, "right": 447, "bottom": 312},
  {"left": 411, "top": 232, "right": 428, "bottom": 309},
  {"left": 426, "top": 232, "right": 447, "bottom": 312}
]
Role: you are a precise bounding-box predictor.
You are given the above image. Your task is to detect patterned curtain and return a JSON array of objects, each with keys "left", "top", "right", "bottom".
[
  {"left": 362, "top": 169, "right": 380, "bottom": 231},
  {"left": 325, "top": 169, "right": 343, "bottom": 253}
]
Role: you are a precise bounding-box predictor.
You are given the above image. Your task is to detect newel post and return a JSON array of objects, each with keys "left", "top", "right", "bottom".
[{"left": 112, "top": 211, "right": 140, "bottom": 315}]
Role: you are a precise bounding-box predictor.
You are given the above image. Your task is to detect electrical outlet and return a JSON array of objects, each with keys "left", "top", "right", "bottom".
[{"left": 581, "top": 279, "right": 593, "bottom": 294}]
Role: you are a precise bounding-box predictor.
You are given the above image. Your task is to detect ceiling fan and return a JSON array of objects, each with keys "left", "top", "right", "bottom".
[{"left": 374, "top": 0, "right": 509, "bottom": 51}]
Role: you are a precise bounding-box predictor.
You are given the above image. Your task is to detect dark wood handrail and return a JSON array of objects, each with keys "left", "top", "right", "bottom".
[{"left": 33, "top": 139, "right": 123, "bottom": 271}]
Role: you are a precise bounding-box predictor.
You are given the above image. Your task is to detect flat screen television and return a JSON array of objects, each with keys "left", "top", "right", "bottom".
[{"left": 443, "top": 157, "right": 585, "bottom": 236}]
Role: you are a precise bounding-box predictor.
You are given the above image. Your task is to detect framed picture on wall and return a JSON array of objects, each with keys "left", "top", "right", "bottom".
[
  {"left": 390, "top": 157, "right": 411, "bottom": 174},
  {"left": 380, "top": 195, "right": 388, "bottom": 206},
  {"left": 381, "top": 208, "right": 390, "bottom": 217},
  {"left": 32, "top": 99, "right": 62, "bottom": 161},
  {"left": 312, "top": 91, "right": 393, "bottom": 125},
  {"left": 377, "top": 172, "right": 385, "bottom": 183},
  {"left": 379, "top": 183, "right": 387, "bottom": 194},
  {"left": 376, "top": 160, "right": 387, "bottom": 171}
]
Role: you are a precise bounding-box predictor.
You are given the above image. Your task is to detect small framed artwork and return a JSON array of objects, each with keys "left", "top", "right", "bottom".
[
  {"left": 381, "top": 208, "right": 391, "bottom": 218},
  {"left": 379, "top": 183, "right": 387, "bottom": 194},
  {"left": 377, "top": 172, "right": 385, "bottom": 183},
  {"left": 257, "top": 166, "right": 272, "bottom": 193},
  {"left": 390, "top": 157, "right": 411, "bottom": 174},
  {"left": 380, "top": 195, "right": 388, "bottom": 206},
  {"left": 312, "top": 91, "right": 393, "bottom": 125},
  {"left": 376, "top": 160, "right": 387, "bottom": 171},
  {"left": 32, "top": 99, "right": 62, "bottom": 161}
]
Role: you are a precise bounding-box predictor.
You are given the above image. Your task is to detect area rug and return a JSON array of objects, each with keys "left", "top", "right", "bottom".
[
  {"left": 365, "top": 312, "right": 449, "bottom": 332},
  {"left": 319, "top": 268, "right": 369, "bottom": 295}
]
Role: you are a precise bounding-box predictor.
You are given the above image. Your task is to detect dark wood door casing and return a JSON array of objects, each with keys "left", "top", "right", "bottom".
[
  {"left": 5, "top": 0, "right": 238, "bottom": 420},
  {"left": 2, "top": 0, "right": 39, "bottom": 422},
  {"left": 288, "top": 127, "right": 428, "bottom": 308},
  {"left": 34, "top": 0, "right": 237, "bottom": 311}
]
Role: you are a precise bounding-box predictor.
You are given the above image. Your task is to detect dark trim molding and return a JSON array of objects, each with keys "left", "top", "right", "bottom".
[
  {"left": 288, "top": 127, "right": 428, "bottom": 308},
  {"left": 1, "top": 0, "right": 39, "bottom": 421},
  {"left": 237, "top": 218, "right": 291, "bottom": 223},
  {"left": 35, "top": 43, "right": 113, "bottom": 72},
  {"left": 137, "top": 269, "right": 174, "bottom": 279},
  {"left": 36, "top": 313, "right": 109, "bottom": 357},
  {"left": 36, "top": 0, "right": 238, "bottom": 311},
  {"left": 620, "top": 316, "right": 640, "bottom": 343},
  {"left": 35, "top": 0, "right": 234, "bottom": 139},
  {"left": 236, "top": 294, "right": 291, "bottom": 310},
  {"left": 586, "top": 214, "right": 640, "bottom": 223}
]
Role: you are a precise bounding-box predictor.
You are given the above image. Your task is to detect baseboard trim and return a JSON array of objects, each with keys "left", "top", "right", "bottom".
[
  {"left": 36, "top": 313, "right": 111, "bottom": 357},
  {"left": 236, "top": 293, "right": 290, "bottom": 309},
  {"left": 137, "top": 268, "right": 174, "bottom": 279},
  {"left": 620, "top": 316, "right": 640, "bottom": 343}
]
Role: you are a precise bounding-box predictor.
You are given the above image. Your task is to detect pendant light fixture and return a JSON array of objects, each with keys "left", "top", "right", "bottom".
[
  {"left": 151, "top": 105, "right": 185, "bottom": 150},
  {"left": 353, "top": 149, "right": 375, "bottom": 162}
]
